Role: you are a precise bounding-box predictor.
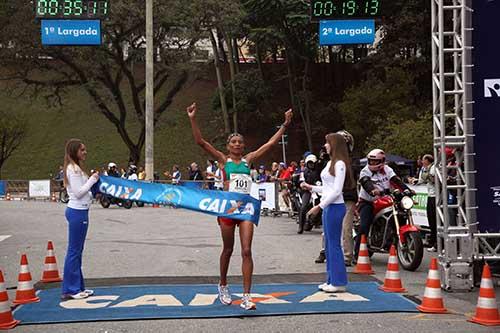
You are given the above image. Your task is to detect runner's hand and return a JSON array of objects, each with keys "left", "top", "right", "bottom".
[
  {"left": 91, "top": 172, "right": 100, "bottom": 182},
  {"left": 187, "top": 103, "right": 197, "bottom": 119},
  {"left": 301, "top": 182, "right": 312, "bottom": 191},
  {"left": 284, "top": 108, "right": 293, "bottom": 126}
]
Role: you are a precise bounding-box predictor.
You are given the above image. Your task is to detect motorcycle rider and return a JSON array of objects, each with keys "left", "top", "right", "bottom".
[
  {"left": 354, "top": 148, "right": 411, "bottom": 261},
  {"left": 297, "top": 154, "right": 321, "bottom": 234},
  {"left": 127, "top": 165, "right": 139, "bottom": 181},
  {"left": 107, "top": 163, "right": 121, "bottom": 178}
]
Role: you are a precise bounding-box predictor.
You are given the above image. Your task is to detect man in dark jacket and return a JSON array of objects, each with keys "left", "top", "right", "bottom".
[{"left": 297, "top": 154, "right": 321, "bottom": 234}]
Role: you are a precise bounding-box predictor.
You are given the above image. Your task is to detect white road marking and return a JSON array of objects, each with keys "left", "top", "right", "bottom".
[{"left": 0, "top": 235, "right": 12, "bottom": 242}]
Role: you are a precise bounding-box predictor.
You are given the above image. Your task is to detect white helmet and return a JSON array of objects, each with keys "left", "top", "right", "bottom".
[
  {"left": 337, "top": 130, "right": 354, "bottom": 153},
  {"left": 305, "top": 154, "right": 317, "bottom": 164},
  {"left": 108, "top": 162, "right": 117, "bottom": 169},
  {"left": 367, "top": 149, "right": 386, "bottom": 172}
]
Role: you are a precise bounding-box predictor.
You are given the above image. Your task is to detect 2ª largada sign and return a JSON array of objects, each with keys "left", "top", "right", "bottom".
[
  {"left": 319, "top": 19, "right": 375, "bottom": 45},
  {"left": 41, "top": 20, "right": 101, "bottom": 45}
]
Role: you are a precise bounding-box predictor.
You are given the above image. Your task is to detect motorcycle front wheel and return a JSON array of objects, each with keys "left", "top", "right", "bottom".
[
  {"left": 100, "top": 197, "right": 111, "bottom": 208},
  {"left": 123, "top": 200, "right": 133, "bottom": 209},
  {"left": 397, "top": 231, "right": 423, "bottom": 271}
]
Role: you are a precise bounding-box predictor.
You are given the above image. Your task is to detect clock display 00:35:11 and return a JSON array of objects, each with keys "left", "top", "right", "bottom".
[{"left": 35, "top": 0, "right": 109, "bottom": 18}]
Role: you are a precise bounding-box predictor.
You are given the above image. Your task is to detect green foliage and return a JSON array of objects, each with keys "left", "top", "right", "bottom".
[
  {"left": 339, "top": 67, "right": 420, "bottom": 149},
  {"left": 212, "top": 69, "right": 272, "bottom": 128},
  {"left": 0, "top": 74, "right": 219, "bottom": 179},
  {"left": 0, "top": 107, "right": 27, "bottom": 177},
  {"left": 367, "top": 113, "right": 433, "bottom": 159}
]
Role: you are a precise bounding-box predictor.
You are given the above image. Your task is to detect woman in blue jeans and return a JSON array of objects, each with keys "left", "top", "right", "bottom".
[
  {"left": 61, "top": 139, "right": 99, "bottom": 300},
  {"left": 301, "top": 133, "right": 355, "bottom": 292}
]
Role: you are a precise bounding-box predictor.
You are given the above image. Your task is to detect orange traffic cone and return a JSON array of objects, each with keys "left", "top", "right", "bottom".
[
  {"left": 152, "top": 203, "right": 160, "bottom": 208},
  {"left": 13, "top": 254, "right": 40, "bottom": 305},
  {"left": 379, "top": 245, "right": 406, "bottom": 293},
  {"left": 51, "top": 193, "right": 57, "bottom": 202},
  {"left": 468, "top": 264, "right": 500, "bottom": 326},
  {"left": 0, "top": 269, "right": 19, "bottom": 330},
  {"left": 5, "top": 193, "right": 10, "bottom": 201},
  {"left": 417, "top": 258, "right": 447, "bottom": 313},
  {"left": 41, "top": 241, "right": 62, "bottom": 283},
  {"left": 354, "top": 235, "right": 374, "bottom": 274}
]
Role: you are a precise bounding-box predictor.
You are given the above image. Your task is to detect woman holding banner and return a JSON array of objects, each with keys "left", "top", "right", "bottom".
[
  {"left": 301, "top": 133, "right": 355, "bottom": 292},
  {"left": 187, "top": 103, "right": 292, "bottom": 310},
  {"left": 61, "top": 139, "right": 99, "bottom": 300}
]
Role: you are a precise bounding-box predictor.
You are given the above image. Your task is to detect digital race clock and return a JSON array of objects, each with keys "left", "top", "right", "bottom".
[
  {"left": 35, "top": 0, "right": 110, "bottom": 19},
  {"left": 311, "top": 0, "right": 382, "bottom": 20}
]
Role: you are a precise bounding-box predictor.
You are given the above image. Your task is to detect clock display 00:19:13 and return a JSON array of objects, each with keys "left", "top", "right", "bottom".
[
  {"left": 312, "top": 0, "right": 380, "bottom": 18},
  {"left": 36, "top": 0, "right": 109, "bottom": 18}
]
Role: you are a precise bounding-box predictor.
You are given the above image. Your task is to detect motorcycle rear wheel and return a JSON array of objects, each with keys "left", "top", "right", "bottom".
[
  {"left": 100, "top": 197, "right": 111, "bottom": 208},
  {"left": 397, "top": 231, "right": 423, "bottom": 271},
  {"left": 123, "top": 200, "right": 133, "bottom": 209}
]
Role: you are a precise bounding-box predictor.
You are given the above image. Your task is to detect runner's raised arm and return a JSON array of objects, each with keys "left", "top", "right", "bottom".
[
  {"left": 245, "top": 109, "right": 293, "bottom": 164},
  {"left": 187, "top": 103, "right": 226, "bottom": 164}
]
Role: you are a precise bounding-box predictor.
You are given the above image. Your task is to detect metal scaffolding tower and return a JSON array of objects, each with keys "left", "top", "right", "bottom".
[
  {"left": 431, "top": 0, "right": 476, "bottom": 291},
  {"left": 432, "top": 0, "right": 500, "bottom": 291}
]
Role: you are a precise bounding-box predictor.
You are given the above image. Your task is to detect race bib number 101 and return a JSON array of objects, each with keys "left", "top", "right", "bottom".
[{"left": 229, "top": 174, "right": 252, "bottom": 194}]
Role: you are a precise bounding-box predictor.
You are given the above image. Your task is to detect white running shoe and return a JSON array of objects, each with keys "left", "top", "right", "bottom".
[
  {"left": 321, "top": 284, "right": 346, "bottom": 293},
  {"left": 240, "top": 293, "right": 256, "bottom": 310},
  {"left": 61, "top": 292, "right": 89, "bottom": 300},
  {"left": 318, "top": 282, "right": 329, "bottom": 290},
  {"left": 218, "top": 285, "right": 232, "bottom": 305},
  {"left": 83, "top": 289, "right": 94, "bottom": 296}
]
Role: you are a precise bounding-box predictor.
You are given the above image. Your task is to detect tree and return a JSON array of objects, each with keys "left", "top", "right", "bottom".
[
  {"left": 338, "top": 67, "right": 425, "bottom": 154},
  {"left": 0, "top": 1, "right": 202, "bottom": 164},
  {"left": 212, "top": 69, "right": 272, "bottom": 133},
  {"left": 242, "top": 0, "right": 320, "bottom": 151},
  {"left": 368, "top": 114, "right": 433, "bottom": 159},
  {"left": 338, "top": 0, "right": 433, "bottom": 155},
  {"left": 0, "top": 110, "right": 27, "bottom": 179},
  {"left": 186, "top": 0, "right": 245, "bottom": 135}
]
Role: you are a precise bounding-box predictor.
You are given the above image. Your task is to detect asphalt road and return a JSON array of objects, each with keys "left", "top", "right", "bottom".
[{"left": 0, "top": 201, "right": 497, "bottom": 332}]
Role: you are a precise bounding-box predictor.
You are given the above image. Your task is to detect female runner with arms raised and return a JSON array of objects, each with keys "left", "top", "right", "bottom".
[{"left": 187, "top": 103, "right": 292, "bottom": 310}]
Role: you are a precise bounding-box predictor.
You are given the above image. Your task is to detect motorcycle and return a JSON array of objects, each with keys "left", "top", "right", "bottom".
[
  {"left": 294, "top": 177, "right": 322, "bottom": 231},
  {"left": 354, "top": 189, "right": 423, "bottom": 271},
  {"left": 99, "top": 194, "right": 133, "bottom": 209}
]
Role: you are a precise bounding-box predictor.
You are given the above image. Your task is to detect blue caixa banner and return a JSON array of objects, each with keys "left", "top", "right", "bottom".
[
  {"left": 96, "top": 176, "right": 262, "bottom": 225},
  {"left": 472, "top": 0, "right": 500, "bottom": 232},
  {"left": 41, "top": 20, "right": 101, "bottom": 46},
  {"left": 319, "top": 19, "right": 375, "bottom": 45}
]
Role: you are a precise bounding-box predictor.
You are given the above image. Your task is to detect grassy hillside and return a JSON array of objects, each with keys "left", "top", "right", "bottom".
[{"left": 1, "top": 76, "right": 220, "bottom": 180}]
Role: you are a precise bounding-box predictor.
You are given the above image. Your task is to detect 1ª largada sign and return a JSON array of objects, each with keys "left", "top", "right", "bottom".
[
  {"left": 319, "top": 19, "right": 375, "bottom": 45},
  {"left": 41, "top": 20, "right": 101, "bottom": 45}
]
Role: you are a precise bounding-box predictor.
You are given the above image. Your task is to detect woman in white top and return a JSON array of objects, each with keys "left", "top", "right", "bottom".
[
  {"left": 61, "top": 139, "right": 99, "bottom": 300},
  {"left": 302, "top": 133, "right": 355, "bottom": 293}
]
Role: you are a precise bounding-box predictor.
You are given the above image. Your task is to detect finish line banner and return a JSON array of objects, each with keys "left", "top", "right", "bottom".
[{"left": 96, "top": 176, "right": 261, "bottom": 225}]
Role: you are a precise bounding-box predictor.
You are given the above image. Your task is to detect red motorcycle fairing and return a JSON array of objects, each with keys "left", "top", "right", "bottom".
[
  {"left": 399, "top": 224, "right": 420, "bottom": 243},
  {"left": 372, "top": 196, "right": 393, "bottom": 215}
]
